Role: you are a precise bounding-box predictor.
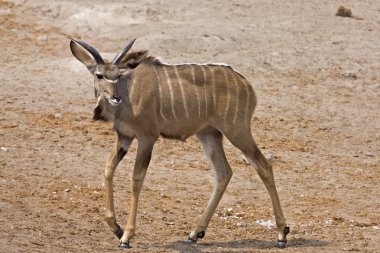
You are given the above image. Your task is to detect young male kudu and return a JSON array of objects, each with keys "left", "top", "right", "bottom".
[{"left": 70, "top": 38, "right": 289, "bottom": 249}]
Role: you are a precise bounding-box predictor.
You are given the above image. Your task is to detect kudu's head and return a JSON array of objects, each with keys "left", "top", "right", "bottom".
[{"left": 70, "top": 39, "right": 148, "bottom": 106}]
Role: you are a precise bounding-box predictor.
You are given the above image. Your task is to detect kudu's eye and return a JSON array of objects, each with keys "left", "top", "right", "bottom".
[{"left": 96, "top": 74, "right": 103, "bottom": 79}]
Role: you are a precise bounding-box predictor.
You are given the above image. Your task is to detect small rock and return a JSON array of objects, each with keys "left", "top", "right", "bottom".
[
  {"left": 54, "top": 113, "right": 62, "bottom": 119},
  {"left": 64, "top": 188, "right": 71, "bottom": 193},
  {"left": 1, "top": 147, "right": 8, "bottom": 152},
  {"left": 341, "top": 71, "right": 357, "bottom": 79},
  {"left": 336, "top": 6, "right": 352, "bottom": 18},
  {"left": 237, "top": 221, "right": 248, "bottom": 227},
  {"left": 325, "top": 219, "right": 333, "bottom": 225},
  {"left": 256, "top": 219, "right": 275, "bottom": 229},
  {"left": 226, "top": 208, "right": 234, "bottom": 216},
  {"left": 58, "top": 143, "right": 65, "bottom": 149},
  {"left": 372, "top": 226, "right": 379, "bottom": 230}
]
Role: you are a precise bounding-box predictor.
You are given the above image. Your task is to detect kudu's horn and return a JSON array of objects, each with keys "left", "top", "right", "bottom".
[
  {"left": 71, "top": 39, "right": 105, "bottom": 65},
  {"left": 112, "top": 39, "right": 137, "bottom": 65}
]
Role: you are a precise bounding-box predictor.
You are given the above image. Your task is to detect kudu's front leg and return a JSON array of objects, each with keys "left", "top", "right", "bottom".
[
  {"left": 119, "top": 137, "right": 155, "bottom": 248},
  {"left": 104, "top": 134, "right": 134, "bottom": 240}
]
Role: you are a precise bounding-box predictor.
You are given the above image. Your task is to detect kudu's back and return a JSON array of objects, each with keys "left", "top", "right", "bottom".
[{"left": 126, "top": 62, "right": 257, "bottom": 140}]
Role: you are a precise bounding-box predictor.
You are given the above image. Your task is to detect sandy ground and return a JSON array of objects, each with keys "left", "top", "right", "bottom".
[{"left": 0, "top": 0, "right": 379, "bottom": 252}]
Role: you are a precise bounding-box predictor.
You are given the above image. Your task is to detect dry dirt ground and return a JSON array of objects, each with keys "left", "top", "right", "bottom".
[{"left": 0, "top": 0, "right": 379, "bottom": 252}]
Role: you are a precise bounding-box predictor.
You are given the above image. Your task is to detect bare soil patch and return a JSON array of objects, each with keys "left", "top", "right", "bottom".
[{"left": 1, "top": 0, "right": 379, "bottom": 252}]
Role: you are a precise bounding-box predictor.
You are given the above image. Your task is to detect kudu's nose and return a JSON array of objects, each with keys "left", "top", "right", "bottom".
[{"left": 112, "top": 95, "right": 121, "bottom": 103}]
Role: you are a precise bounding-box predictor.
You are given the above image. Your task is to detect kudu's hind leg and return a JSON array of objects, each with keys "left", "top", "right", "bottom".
[
  {"left": 187, "top": 127, "right": 233, "bottom": 243},
  {"left": 225, "top": 131, "right": 289, "bottom": 248},
  {"left": 104, "top": 134, "right": 134, "bottom": 240}
]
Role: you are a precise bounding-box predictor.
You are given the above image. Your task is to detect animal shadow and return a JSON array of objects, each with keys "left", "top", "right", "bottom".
[{"left": 165, "top": 238, "right": 331, "bottom": 252}]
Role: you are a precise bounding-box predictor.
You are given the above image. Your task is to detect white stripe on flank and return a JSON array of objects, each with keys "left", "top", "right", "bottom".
[
  {"left": 153, "top": 67, "right": 168, "bottom": 121},
  {"left": 200, "top": 65, "right": 208, "bottom": 117},
  {"left": 210, "top": 67, "right": 216, "bottom": 110},
  {"left": 222, "top": 67, "right": 230, "bottom": 123},
  {"left": 232, "top": 74, "right": 239, "bottom": 124},
  {"left": 174, "top": 66, "right": 190, "bottom": 119},
  {"left": 163, "top": 67, "right": 178, "bottom": 120},
  {"left": 242, "top": 79, "right": 251, "bottom": 128},
  {"left": 190, "top": 65, "right": 201, "bottom": 119}
]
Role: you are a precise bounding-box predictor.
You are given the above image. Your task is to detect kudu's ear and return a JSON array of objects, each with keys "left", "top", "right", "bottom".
[
  {"left": 118, "top": 50, "right": 149, "bottom": 70},
  {"left": 70, "top": 39, "right": 105, "bottom": 74}
]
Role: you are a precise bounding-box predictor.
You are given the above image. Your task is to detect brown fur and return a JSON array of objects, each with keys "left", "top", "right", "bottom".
[{"left": 70, "top": 39, "right": 288, "bottom": 248}]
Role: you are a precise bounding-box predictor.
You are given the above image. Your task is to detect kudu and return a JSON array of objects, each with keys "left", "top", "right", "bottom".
[{"left": 70, "top": 38, "right": 289, "bottom": 248}]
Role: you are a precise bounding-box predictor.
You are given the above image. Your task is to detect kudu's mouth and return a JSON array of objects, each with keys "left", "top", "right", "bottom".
[
  {"left": 106, "top": 94, "right": 122, "bottom": 106},
  {"left": 99, "top": 91, "right": 122, "bottom": 106}
]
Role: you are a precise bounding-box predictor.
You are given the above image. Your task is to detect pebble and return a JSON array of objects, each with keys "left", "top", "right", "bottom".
[
  {"left": 336, "top": 6, "right": 352, "bottom": 18},
  {"left": 237, "top": 221, "right": 248, "bottom": 227},
  {"left": 226, "top": 208, "right": 233, "bottom": 216},
  {"left": 341, "top": 71, "right": 357, "bottom": 79},
  {"left": 1, "top": 147, "right": 8, "bottom": 152},
  {"left": 256, "top": 219, "right": 275, "bottom": 229},
  {"left": 54, "top": 113, "right": 62, "bottom": 119}
]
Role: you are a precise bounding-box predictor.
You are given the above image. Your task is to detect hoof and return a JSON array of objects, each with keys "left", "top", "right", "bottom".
[
  {"left": 197, "top": 231, "right": 205, "bottom": 239},
  {"left": 115, "top": 226, "right": 124, "bottom": 240},
  {"left": 119, "top": 243, "right": 131, "bottom": 249},
  {"left": 186, "top": 237, "right": 197, "bottom": 244},
  {"left": 186, "top": 231, "right": 205, "bottom": 244},
  {"left": 277, "top": 240, "right": 287, "bottom": 249}
]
